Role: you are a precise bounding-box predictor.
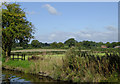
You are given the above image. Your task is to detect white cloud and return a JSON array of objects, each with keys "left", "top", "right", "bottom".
[
  {"left": 35, "top": 29, "right": 118, "bottom": 43},
  {"left": 105, "top": 25, "right": 117, "bottom": 31},
  {"left": 42, "top": 4, "right": 60, "bottom": 15}
]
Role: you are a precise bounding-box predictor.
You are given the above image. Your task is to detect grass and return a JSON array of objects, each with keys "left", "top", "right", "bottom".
[
  {"left": 10, "top": 54, "right": 65, "bottom": 61},
  {"left": 2, "top": 53, "right": 65, "bottom": 78},
  {"left": 38, "top": 54, "right": 65, "bottom": 57},
  {"left": 59, "top": 47, "right": 120, "bottom": 82},
  {"left": 3, "top": 58, "right": 33, "bottom": 68},
  {"left": 3, "top": 48, "right": 120, "bottom": 82},
  {"left": 30, "top": 54, "right": 64, "bottom": 77}
]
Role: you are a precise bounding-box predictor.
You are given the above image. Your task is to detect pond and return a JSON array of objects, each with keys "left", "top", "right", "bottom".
[{"left": 2, "top": 68, "right": 56, "bottom": 84}]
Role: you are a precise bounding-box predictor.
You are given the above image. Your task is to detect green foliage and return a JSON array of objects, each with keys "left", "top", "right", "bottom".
[
  {"left": 3, "top": 60, "right": 33, "bottom": 68},
  {"left": 60, "top": 48, "right": 120, "bottom": 82},
  {"left": 12, "top": 37, "right": 120, "bottom": 50},
  {"left": 2, "top": 2, "right": 34, "bottom": 57},
  {"left": 50, "top": 42, "right": 64, "bottom": 49},
  {"left": 50, "top": 42, "right": 58, "bottom": 48},
  {"left": 64, "top": 38, "right": 77, "bottom": 48},
  {"left": 31, "top": 40, "right": 41, "bottom": 48},
  {"left": 57, "top": 42, "right": 64, "bottom": 48}
]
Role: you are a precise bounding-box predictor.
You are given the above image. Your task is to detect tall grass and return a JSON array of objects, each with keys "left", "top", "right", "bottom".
[
  {"left": 30, "top": 55, "right": 64, "bottom": 78},
  {"left": 59, "top": 47, "right": 120, "bottom": 82}
]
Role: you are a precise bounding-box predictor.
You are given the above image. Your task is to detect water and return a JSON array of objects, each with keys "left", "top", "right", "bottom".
[{"left": 2, "top": 69, "right": 55, "bottom": 84}]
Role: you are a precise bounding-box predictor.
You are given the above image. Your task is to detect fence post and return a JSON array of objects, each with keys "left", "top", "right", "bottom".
[
  {"left": 13, "top": 54, "right": 14, "bottom": 60},
  {"left": 10, "top": 54, "right": 12, "bottom": 60},
  {"left": 17, "top": 54, "right": 19, "bottom": 61},
  {"left": 24, "top": 54, "right": 25, "bottom": 60},
  {"left": 21, "top": 54, "right": 23, "bottom": 60}
]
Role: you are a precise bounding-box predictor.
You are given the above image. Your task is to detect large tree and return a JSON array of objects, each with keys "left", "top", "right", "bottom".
[
  {"left": 64, "top": 38, "right": 78, "bottom": 48},
  {"left": 31, "top": 40, "right": 41, "bottom": 48},
  {"left": 2, "top": 2, "right": 34, "bottom": 59}
]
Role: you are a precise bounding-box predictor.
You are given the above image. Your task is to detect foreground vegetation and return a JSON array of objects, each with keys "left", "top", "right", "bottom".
[
  {"left": 2, "top": 52, "right": 65, "bottom": 78},
  {"left": 2, "top": 47, "right": 120, "bottom": 82},
  {"left": 58, "top": 47, "right": 120, "bottom": 82}
]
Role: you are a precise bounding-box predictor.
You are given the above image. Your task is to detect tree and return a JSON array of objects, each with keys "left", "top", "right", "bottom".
[
  {"left": 64, "top": 38, "right": 78, "bottom": 48},
  {"left": 57, "top": 42, "right": 64, "bottom": 48},
  {"left": 43, "top": 43, "right": 50, "bottom": 47},
  {"left": 105, "top": 42, "right": 110, "bottom": 48},
  {"left": 2, "top": 3, "right": 34, "bottom": 59},
  {"left": 50, "top": 42, "right": 58, "bottom": 48},
  {"left": 76, "top": 42, "right": 81, "bottom": 50},
  {"left": 97, "top": 42, "right": 104, "bottom": 47},
  {"left": 31, "top": 40, "right": 41, "bottom": 48},
  {"left": 110, "top": 42, "right": 117, "bottom": 48}
]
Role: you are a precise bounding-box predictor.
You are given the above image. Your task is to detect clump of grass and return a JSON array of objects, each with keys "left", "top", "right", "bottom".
[{"left": 30, "top": 55, "right": 64, "bottom": 78}]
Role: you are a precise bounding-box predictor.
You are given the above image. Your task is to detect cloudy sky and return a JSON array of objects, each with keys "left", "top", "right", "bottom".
[{"left": 19, "top": 2, "right": 118, "bottom": 43}]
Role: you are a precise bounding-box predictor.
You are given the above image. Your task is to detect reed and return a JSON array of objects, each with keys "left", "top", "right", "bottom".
[{"left": 60, "top": 47, "right": 120, "bottom": 82}]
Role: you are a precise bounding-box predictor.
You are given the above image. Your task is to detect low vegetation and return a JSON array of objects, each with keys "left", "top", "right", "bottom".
[
  {"left": 56, "top": 47, "right": 120, "bottom": 82},
  {"left": 2, "top": 47, "right": 120, "bottom": 82}
]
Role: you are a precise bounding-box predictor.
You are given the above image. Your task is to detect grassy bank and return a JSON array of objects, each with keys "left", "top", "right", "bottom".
[{"left": 2, "top": 54, "right": 65, "bottom": 79}]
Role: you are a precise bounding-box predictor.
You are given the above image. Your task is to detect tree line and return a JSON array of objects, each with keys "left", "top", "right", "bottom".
[{"left": 12, "top": 38, "right": 120, "bottom": 49}]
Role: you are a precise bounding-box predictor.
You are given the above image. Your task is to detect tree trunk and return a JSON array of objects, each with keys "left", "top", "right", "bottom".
[
  {"left": 5, "top": 47, "right": 11, "bottom": 62},
  {"left": 5, "top": 56, "right": 10, "bottom": 62}
]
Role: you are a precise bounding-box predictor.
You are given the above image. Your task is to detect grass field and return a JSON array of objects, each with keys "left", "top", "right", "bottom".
[{"left": 10, "top": 54, "right": 65, "bottom": 61}]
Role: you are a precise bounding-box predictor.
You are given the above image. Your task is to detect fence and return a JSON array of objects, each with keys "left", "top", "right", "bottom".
[{"left": 10, "top": 53, "right": 32, "bottom": 60}]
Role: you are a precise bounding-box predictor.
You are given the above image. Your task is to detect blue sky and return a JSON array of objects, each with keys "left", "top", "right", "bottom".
[{"left": 19, "top": 2, "right": 118, "bottom": 43}]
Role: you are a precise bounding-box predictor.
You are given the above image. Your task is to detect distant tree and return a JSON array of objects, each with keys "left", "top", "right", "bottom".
[
  {"left": 76, "top": 42, "right": 81, "bottom": 50},
  {"left": 44, "top": 43, "right": 50, "bottom": 47},
  {"left": 110, "top": 42, "right": 117, "bottom": 48},
  {"left": 97, "top": 42, "right": 104, "bottom": 47},
  {"left": 82, "top": 41, "right": 91, "bottom": 48},
  {"left": 105, "top": 42, "right": 111, "bottom": 48},
  {"left": 64, "top": 38, "right": 78, "bottom": 47},
  {"left": 31, "top": 40, "right": 41, "bottom": 48},
  {"left": 50, "top": 42, "right": 58, "bottom": 48},
  {"left": 39, "top": 42, "right": 44, "bottom": 47},
  {"left": 2, "top": 3, "right": 34, "bottom": 59},
  {"left": 57, "top": 42, "right": 64, "bottom": 48},
  {"left": 117, "top": 42, "right": 120, "bottom": 46}
]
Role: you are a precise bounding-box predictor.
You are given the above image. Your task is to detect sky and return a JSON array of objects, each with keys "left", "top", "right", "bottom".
[{"left": 19, "top": 2, "right": 118, "bottom": 43}]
